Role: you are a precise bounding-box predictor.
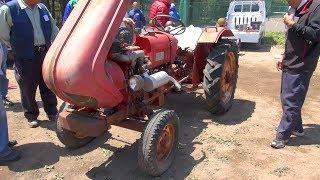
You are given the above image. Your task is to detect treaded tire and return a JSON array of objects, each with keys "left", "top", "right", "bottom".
[
  {"left": 138, "top": 109, "right": 180, "bottom": 176},
  {"left": 203, "top": 40, "right": 239, "bottom": 114},
  {"left": 56, "top": 115, "right": 94, "bottom": 149}
]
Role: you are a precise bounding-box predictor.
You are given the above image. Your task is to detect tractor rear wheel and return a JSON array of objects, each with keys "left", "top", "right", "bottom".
[
  {"left": 138, "top": 110, "right": 180, "bottom": 176},
  {"left": 56, "top": 116, "right": 95, "bottom": 149},
  {"left": 203, "top": 40, "right": 239, "bottom": 114}
]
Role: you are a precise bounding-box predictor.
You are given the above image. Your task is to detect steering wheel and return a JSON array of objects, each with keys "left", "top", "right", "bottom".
[{"left": 151, "top": 14, "right": 186, "bottom": 35}]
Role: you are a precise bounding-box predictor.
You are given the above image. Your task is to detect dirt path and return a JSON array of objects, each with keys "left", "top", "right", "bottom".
[{"left": 1, "top": 46, "right": 320, "bottom": 180}]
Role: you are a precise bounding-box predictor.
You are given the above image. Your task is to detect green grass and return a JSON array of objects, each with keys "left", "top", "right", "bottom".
[
  {"left": 265, "top": 32, "right": 286, "bottom": 47},
  {"left": 271, "top": 167, "right": 290, "bottom": 177},
  {"left": 209, "top": 135, "right": 242, "bottom": 146},
  {"left": 218, "top": 155, "right": 230, "bottom": 163}
]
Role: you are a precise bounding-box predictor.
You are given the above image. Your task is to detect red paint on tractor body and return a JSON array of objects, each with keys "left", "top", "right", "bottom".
[
  {"left": 43, "top": 0, "right": 130, "bottom": 108},
  {"left": 136, "top": 31, "right": 178, "bottom": 69}
]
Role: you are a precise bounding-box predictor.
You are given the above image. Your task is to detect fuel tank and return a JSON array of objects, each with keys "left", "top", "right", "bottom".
[
  {"left": 42, "top": 0, "right": 130, "bottom": 108},
  {"left": 136, "top": 31, "right": 178, "bottom": 69}
]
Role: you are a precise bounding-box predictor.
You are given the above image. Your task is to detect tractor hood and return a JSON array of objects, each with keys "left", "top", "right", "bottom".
[{"left": 43, "top": 0, "right": 130, "bottom": 108}]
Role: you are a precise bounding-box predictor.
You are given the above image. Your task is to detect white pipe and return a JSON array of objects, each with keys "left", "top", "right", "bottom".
[{"left": 143, "top": 71, "right": 181, "bottom": 92}]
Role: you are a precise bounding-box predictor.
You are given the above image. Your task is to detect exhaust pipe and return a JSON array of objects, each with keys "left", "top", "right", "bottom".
[{"left": 128, "top": 71, "right": 182, "bottom": 92}]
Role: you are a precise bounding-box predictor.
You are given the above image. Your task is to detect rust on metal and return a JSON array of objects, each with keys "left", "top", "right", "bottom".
[
  {"left": 59, "top": 110, "right": 108, "bottom": 137},
  {"left": 59, "top": 103, "right": 142, "bottom": 136},
  {"left": 198, "top": 27, "right": 234, "bottom": 44},
  {"left": 221, "top": 51, "right": 237, "bottom": 105},
  {"left": 114, "top": 119, "right": 146, "bottom": 132},
  {"left": 156, "top": 123, "right": 175, "bottom": 161}
]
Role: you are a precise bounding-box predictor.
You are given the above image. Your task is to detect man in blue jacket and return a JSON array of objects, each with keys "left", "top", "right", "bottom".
[
  {"left": 128, "top": 1, "right": 146, "bottom": 29},
  {"left": 169, "top": 3, "right": 180, "bottom": 22}
]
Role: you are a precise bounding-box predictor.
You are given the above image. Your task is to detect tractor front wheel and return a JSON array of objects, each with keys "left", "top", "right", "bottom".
[
  {"left": 203, "top": 40, "right": 239, "bottom": 114},
  {"left": 138, "top": 110, "right": 180, "bottom": 176}
]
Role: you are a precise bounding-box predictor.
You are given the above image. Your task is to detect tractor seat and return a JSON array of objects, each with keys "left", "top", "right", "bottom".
[{"left": 173, "top": 25, "right": 203, "bottom": 51}]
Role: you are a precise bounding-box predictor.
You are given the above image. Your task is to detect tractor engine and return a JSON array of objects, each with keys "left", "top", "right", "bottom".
[{"left": 108, "top": 28, "right": 181, "bottom": 104}]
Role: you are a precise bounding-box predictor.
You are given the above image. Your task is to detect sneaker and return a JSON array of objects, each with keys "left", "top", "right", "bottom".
[
  {"left": 48, "top": 114, "right": 58, "bottom": 121},
  {"left": 8, "top": 140, "right": 18, "bottom": 148},
  {"left": 270, "top": 139, "right": 289, "bottom": 149},
  {"left": 28, "top": 120, "right": 39, "bottom": 128},
  {"left": 0, "top": 149, "right": 20, "bottom": 163},
  {"left": 292, "top": 130, "right": 305, "bottom": 137}
]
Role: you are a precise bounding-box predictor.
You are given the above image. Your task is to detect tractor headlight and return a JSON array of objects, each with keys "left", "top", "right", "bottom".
[{"left": 129, "top": 75, "right": 144, "bottom": 91}]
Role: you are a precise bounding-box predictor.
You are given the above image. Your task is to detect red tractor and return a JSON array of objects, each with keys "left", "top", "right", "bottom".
[{"left": 43, "top": 1, "right": 239, "bottom": 176}]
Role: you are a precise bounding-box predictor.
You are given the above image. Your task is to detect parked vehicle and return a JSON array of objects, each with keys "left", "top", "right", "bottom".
[{"left": 226, "top": 0, "right": 267, "bottom": 47}]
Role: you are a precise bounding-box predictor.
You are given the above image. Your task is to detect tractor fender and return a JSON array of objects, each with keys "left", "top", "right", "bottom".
[
  {"left": 190, "top": 27, "right": 234, "bottom": 87},
  {"left": 197, "top": 26, "right": 234, "bottom": 44}
]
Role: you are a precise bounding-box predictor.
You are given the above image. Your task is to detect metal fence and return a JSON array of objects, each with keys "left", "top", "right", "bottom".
[
  {"left": 42, "top": 0, "right": 68, "bottom": 27},
  {"left": 139, "top": 0, "right": 288, "bottom": 25},
  {"left": 44, "top": 0, "right": 288, "bottom": 27},
  {"left": 189, "top": 2, "right": 230, "bottom": 26}
]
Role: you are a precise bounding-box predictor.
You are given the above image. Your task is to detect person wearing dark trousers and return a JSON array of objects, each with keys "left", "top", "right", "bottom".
[
  {"left": 0, "top": 0, "right": 59, "bottom": 128},
  {"left": 0, "top": 94, "right": 20, "bottom": 163},
  {"left": 0, "top": 35, "right": 19, "bottom": 163},
  {"left": 0, "top": 1, "right": 14, "bottom": 107},
  {"left": 271, "top": 0, "right": 320, "bottom": 149}
]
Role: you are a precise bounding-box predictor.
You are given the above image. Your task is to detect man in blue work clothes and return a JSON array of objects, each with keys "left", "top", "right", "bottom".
[
  {"left": 0, "top": 39, "right": 20, "bottom": 163},
  {"left": 271, "top": 0, "right": 320, "bottom": 148},
  {"left": 169, "top": 3, "right": 180, "bottom": 22},
  {"left": 128, "top": 1, "right": 146, "bottom": 29},
  {"left": 0, "top": 0, "right": 59, "bottom": 128}
]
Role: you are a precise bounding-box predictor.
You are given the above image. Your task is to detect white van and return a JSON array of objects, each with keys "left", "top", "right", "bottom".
[{"left": 226, "top": 0, "right": 267, "bottom": 47}]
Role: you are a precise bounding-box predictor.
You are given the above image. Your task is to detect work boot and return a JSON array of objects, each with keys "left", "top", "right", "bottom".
[
  {"left": 28, "top": 119, "right": 39, "bottom": 128},
  {"left": 0, "top": 149, "right": 21, "bottom": 163},
  {"left": 8, "top": 140, "right": 18, "bottom": 148}
]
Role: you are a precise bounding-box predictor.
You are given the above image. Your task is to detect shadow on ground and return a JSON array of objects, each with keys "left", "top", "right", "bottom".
[
  {"left": 213, "top": 99, "right": 256, "bottom": 125},
  {"left": 240, "top": 43, "right": 272, "bottom": 53},
  {"left": 85, "top": 92, "right": 255, "bottom": 179},
  {"left": 6, "top": 133, "right": 111, "bottom": 172},
  {"left": 289, "top": 124, "right": 320, "bottom": 146},
  {"left": 5, "top": 101, "right": 43, "bottom": 113}
]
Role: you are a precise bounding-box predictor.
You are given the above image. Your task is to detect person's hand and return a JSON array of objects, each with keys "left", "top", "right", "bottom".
[
  {"left": 276, "top": 60, "right": 283, "bottom": 71},
  {"left": 123, "top": 18, "right": 135, "bottom": 28},
  {"left": 276, "top": 58, "right": 283, "bottom": 71},
  {"left": 275, "top": 54, "right": 283, "bottom": 71},
  {"left": 283, "top": 13, "right": 295, "bottom": 28}
]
